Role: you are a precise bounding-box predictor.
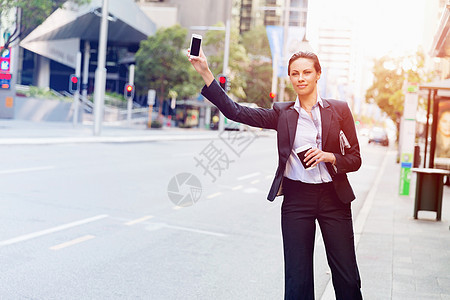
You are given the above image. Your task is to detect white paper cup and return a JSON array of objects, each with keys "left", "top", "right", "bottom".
[{"left": 295, "top": 145, "right": 316, "bottom": 170}]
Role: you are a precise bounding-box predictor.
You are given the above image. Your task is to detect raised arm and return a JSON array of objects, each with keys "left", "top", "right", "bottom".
[{"left": 187, "top": 48, "right": 214, "bottom": 87}]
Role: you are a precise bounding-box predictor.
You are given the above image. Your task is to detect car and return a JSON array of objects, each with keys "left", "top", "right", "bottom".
[
  {"left": 368, "top": 127, "right": 389, "bottom": 146},
  {"left": 224, "top": 102, "right": 260, "bottom": 131}
]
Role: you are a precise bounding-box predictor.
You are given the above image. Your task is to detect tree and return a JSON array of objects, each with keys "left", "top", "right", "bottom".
[
  {"left": 365, "top": 50, "right": 434, "bottom": 140},
  {"left": 203, "top": 22, "right": 249, "bottom": 100},
  {"left": 0, "top": 0, "right": 90, "bottom": 49},
  {"left": 134, "top": 25, "right": 201, "bottom": 117},
  {"left": 241, "top": 25, "right": 273, "bottom": 108}
]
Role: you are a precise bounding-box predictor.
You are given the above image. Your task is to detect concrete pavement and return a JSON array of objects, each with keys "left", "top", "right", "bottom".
[
  {"left": 0, "top": 119, "right": 225, "bottom": 145},
  {"left": 355, "top": 151, "right": 450, "bottom": 300}
]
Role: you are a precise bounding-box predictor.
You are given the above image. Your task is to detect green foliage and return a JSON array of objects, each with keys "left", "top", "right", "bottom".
[
  {"left": 203, "top": 22, "right": 249, "bottom": 100},
  {"left": 135, "top": 25, "right": 202, "bottom": 115},
  {"left": 242, "top": 62, "right": 273, "bottom": 108},
  {"left": 240, "top": 25, "right": 274, "bottom": 108},
  {"left": 150, "top": 120, "right": 162, "bottom": 128},
  {"left": 18, "top": 85, "right": 69, "bottom": 101},
  {"left": 365, "top": 56, "right": 405, "bottom": 125},
  {"left": 241, "top": 25, "right": 271, "bottom": 58},
  {"left": 365, "top": 50, "right": 434, "bottom": 126}
]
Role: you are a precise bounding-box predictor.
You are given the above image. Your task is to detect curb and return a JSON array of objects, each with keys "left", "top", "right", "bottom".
[{"left": 0, "top": 134, "right": 222, "bottom": 145}]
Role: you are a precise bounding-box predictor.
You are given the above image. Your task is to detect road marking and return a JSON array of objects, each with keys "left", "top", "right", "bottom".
[
  {"left": 0, "top": 166, "right": 56, "bottom": 175},
  {"left": 50, "top": 235, "right": 95, "bottom": 251},
  {"left": 124, "top": 216, "right": 154, "bottom": 226},
  {"left": 251, "top": 179, "right": 260, "bottom": 184},
  {"left": 237, "top": 172, "right": 260, "bottom": 180},
  {"left": 164, "top": 224, "right": 227, "bottom": 237},
  {"left": 265, "top": 175, "right": 273, "bottom": 179},
  {"left": 320, "top": 153, "right": 390, "bottom": 300},
  {"left": 232, "top": 185, "right": 243, "bottom": 190},
  {"left": 173, "top": 206, "right": 183, "bottom": 210},
  {"left": 207, "top": 192, "right": 222, "bottom": 199},
  {"left": 0, "top": 215, "right": 108, "bottom": 247}
]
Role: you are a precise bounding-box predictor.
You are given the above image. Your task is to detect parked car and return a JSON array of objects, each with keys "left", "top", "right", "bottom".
[
  {"left": 368, "top": 127, "right": 389, "bottom": 146},
  {"left": 224, "top": 102, "right": 260, "bottom": 131}
]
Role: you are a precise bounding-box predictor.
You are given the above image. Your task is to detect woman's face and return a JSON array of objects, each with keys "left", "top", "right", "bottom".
[
  {"left": 438, "top": 111, "right": 450, "bottom": 137},
  {"left": 289, "top": 58, "right": 321, "bottom": 99}
]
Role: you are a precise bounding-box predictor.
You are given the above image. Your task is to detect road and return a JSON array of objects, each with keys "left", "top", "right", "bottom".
[{"left": 0, "top": 130, "right": 389, "bottom": 299}]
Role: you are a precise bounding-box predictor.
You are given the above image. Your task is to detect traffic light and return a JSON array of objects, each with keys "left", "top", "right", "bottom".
[
  {"left": 124, "top": 83, "right": 134, "bottom": 98},
  {"left": 269, "top": 92, "right": 276, "bottom": 100},
  {"left": 69, "top": 74, "right": 80, "bottom": 93},
  {"left": 218, "top": 74, "right": 228, "bottom": 91}
]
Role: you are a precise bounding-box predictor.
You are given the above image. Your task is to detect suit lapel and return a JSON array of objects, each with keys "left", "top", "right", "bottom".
[
  {"left": 320, "top": 99, "right": 332, "bottom": 149},
  {"left": 286, "top": 107, "right": 298, "bottom": 151}
]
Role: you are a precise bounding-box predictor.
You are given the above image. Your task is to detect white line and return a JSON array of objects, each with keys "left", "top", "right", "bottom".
[
  {"left": 207, "top": 192, "right": 222, "bottom": 199},
  {"left": 251, "top": 179, "right": 260, "bottom": 184},
  {"left": 353, "top": 155, "right": 389, "bottom": 241},
  {"left": 124, "top": 216, "right": 154, "bottom": 226},
  {"left": 232, "top": 185, "right": 243, "bottom": 190},
  {"left": 0, "top": 166, "right": 56, "bottom": 175},
  {"left": 165, "top": 224, "right": 228, "bottom": 237},
  {"left": 265, "top": 175, "right": 273, "bottom": 179},
  {"left": 50, "top": 235, "right": 95, "bottom": 251},
  {"left": 320, "top": 153, "right": 390, "bottom": 300},
  {"left": 173, "top": 206, "right": 183, "bottom": 210},
  {"left": 0, "top": 215, "right": 108, "bottom": 247},
  {"left": 237, "top": 172, "right": 261, "bottom": 180}
]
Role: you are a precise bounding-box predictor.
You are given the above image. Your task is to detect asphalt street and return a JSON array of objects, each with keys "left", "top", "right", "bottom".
[{"left": 0, "top": 130, "right": 388, "bottom": 299}]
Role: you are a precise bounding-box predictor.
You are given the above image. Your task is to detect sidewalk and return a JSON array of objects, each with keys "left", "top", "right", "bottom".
[
  {"left": 356, "top": 151, "right": 450, "bottom": 299},
  {"left": 0, "top": 119, "right": 227, "bottom": 145}
]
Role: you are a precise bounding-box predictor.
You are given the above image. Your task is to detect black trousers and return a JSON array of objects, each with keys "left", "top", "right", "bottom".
[{"left": 281, "top": 177, "right": 362, "bottom": 300}]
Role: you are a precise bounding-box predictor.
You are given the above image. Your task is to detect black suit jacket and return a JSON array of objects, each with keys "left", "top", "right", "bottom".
[{"left": 201, "top": 80, "right": 362, "bottom": 204}]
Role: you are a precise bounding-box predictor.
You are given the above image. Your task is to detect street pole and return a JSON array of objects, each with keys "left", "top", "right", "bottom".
[
  {"left": 218, "top": 0, "right": 231, "bottom": 132},
  {"left": 127, "top": 64, "right": 135, "bottom": 125},
  {"left": 72, "top": 51, "right": 82, "bottom": 126},
  {"left": 278, "top": 0, "right": 290, "bottom": 102},
  {"left": 147, "top": 89, "right": 156, "bottom": 128},
  {"left": 82, "top": 41, "right": 90, "bottom": 100},
  {"left": 93, "top": 0, "right": 109, "bottom": 136}
]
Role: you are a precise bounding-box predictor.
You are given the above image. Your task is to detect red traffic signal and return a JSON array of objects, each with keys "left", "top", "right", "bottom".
[
  {"left": 269, "top": 92, "right": 276, "bottom": 99},
  {"left": 124, "top": 83, "right": 135, "bottom": 98},
  {"left": 218, "top": 74, "right": 228, "bottom": 91},
  {"left": 219, "top": 76, "right": 226, "bottom": 84},
  {"left": 69, "top": 74, "right": 80, "bottom": 93}
]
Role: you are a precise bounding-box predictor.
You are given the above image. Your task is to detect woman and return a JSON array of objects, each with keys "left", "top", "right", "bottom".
[
  {"left": 436, "top": 102, "right": 450, "bottom": 158},
  {"left": 188, "top": 48, "right": 363, "bottom": 300}
]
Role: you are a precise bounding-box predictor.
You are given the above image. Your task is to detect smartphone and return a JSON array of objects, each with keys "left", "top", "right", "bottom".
[{"left": 189, "top": 34, "right": 202, "bottom": 58}]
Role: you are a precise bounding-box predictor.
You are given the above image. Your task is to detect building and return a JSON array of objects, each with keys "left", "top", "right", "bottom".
[
  {"left": 135, "top": 0, "right": 230, "bottom": 30},
  {"left": 237, "top": 0, "right": 309, "bottom": 33},
  {"left": 316, "top": 26, "right": 357, "bottom": 108},
  {"left": 19, "top": 0, "right": 157, "bottom": 96},
  {"left": 429, "top": 1, "right": 450, "bottom": 79}
]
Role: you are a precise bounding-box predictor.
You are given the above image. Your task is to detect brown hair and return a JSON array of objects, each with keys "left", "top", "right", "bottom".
[{"left": 288, "top": 51, "right": 321, "bottom": 75}]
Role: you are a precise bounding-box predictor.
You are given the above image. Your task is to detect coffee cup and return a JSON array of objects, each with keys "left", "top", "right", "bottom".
[{"left": 295, "top": 144, "right": 316, "bottom": 170}]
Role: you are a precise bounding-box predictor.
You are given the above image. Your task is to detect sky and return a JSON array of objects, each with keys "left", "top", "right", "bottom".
[{"left": 308, "top": 0, "right": 430, "bottom": 59}]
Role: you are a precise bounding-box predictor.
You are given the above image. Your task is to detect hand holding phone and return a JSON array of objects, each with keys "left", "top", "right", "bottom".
[{"left": 189, "top": 34, "right": 202, "bottom": 58}]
